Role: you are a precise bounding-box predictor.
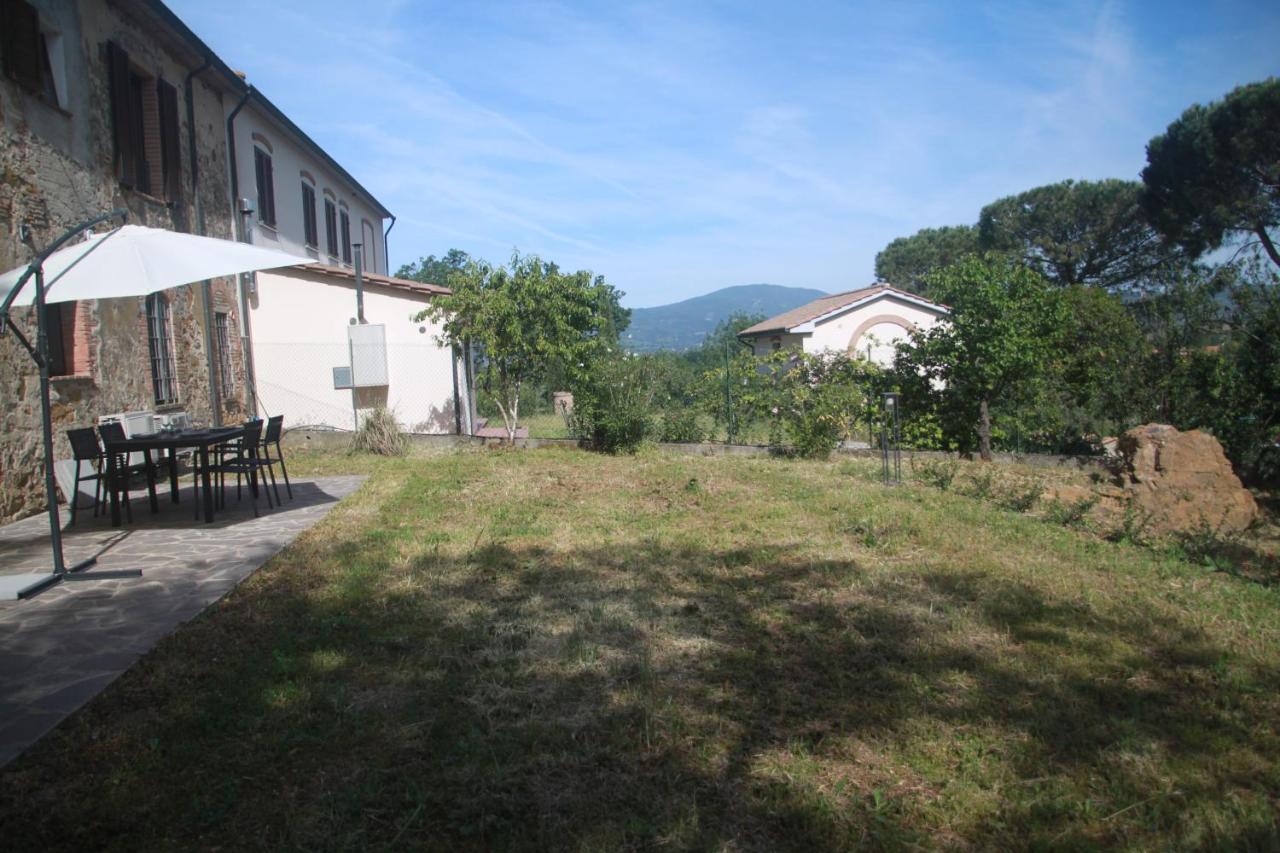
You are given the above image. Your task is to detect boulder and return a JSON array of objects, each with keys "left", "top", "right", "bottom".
[{"left": 1111, "top": 424, "right": 1258, "bottom": 536}]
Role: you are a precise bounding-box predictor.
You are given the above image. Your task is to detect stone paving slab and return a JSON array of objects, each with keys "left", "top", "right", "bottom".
[{"left": 0, "top": 476, "right": 365, "bottom": 767}]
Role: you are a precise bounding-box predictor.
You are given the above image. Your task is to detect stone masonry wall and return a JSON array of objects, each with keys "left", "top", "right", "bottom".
[{"left": 0, "top": 1, "right": 247, "bottom": 521}]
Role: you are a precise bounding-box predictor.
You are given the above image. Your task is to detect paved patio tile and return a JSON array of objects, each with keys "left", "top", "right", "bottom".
[{"left": 0, "top": 475, "right": 365, "bottom": 767}]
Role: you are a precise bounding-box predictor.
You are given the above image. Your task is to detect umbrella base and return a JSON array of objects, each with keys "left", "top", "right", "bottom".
[
  {"left": 0, "top": 573, "right": 56, "bottom": 601},
  {"left": 1, "top": 556, "right": 142, "bottom": 600}
]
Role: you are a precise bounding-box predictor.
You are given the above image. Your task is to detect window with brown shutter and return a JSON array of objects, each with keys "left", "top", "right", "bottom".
[
  {"left": 157, "top": 79, "right": 181, "bottom": 202},
  {"left": 254, "top": 147, "right": 276, "bottom": 226},
  {"left": 44, "top": 303, "right": 69, "bottom": 376},
  {"left": 107, "top": 41, "right": 176, "bottom": 198},
  {"left": 2, "top": 0, "right": 43, "bottom": 94},
  {"left": 340, "top": 209, "right": 352, "bottom": 264},
  {"left": 324, "top": 198, "right": 338, "bottom": 258},
  {"left": 301, "top": 182, "right": 318, "bottom": 248}
]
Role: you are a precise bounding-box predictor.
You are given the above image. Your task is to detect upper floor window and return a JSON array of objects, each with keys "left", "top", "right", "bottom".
[
  {"left": 106, "top": 41, "right": 180, "bottom": 200},
  {"left": 300, "top": 180, "right": 318, "bottom": 249},
  {"left": 254, "top": 147, "right": 276, "bottom": 227},
  {"left": 145, "top": 293, "right": 178, "bottom": 405},
  {"left": 361, "top": 219, "right": 378, "bottom": 272},
  {"left": 2, "top": 0, "right": 64, "bottom": 109},
  {"left": 324, "top": 197, "right": 338, "bottom": 259},
  {"left": 339, "top": 208, "right": 352, "bottom": 264}
]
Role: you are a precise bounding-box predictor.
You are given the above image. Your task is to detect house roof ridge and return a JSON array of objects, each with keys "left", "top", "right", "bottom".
[{"left": 736, "top": 282, "right": 946, "bottom": 337}]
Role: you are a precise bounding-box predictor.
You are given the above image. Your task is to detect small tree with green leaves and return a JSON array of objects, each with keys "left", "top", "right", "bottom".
[
  {"left": 415, "top": 251, "right": 622, "bottom": 442},
  {"left": 892, "top": 254, "right": 1065, "bottom": 461}
]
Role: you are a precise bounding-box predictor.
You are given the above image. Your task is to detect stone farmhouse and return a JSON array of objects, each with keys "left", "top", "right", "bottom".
[
  {"left": 0, "top": 0, "right": 463, "bottom": 520},
  {"left": 737, "top": 284, "right": 949, "bottom": 368}
]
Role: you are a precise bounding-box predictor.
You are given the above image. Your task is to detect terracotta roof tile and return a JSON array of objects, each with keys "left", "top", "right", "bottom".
[
  {"left": 737, "top": 284, "right": 946, "bottom": 336},
  {"left": 292, "top": 263, "right": 451, "bottom": 297}
]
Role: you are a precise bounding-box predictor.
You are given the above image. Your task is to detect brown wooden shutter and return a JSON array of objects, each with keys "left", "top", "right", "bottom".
[
  {"left": 44, "top": 303, "right": 68, "bottom": 376},
  {"left": 263, "top": 153, "right": 275, "bottom": 225},
  {"left": 157, "top": 78, "right": 181, "bottom": 202},
  {"left": 106, "top": 41, "right": 137, "bottom": 188},
  {"left": 2, "top": 0, "right": 43, "bottom": 93}
]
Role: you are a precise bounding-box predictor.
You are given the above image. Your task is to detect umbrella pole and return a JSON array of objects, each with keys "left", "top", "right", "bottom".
[{"left": 3, "top": 213, "right": 141, "bottom": 597}]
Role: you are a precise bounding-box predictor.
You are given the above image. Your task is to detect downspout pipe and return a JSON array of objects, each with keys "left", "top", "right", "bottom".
[
  {"left": 226, "top": 86, "right": 260, "bottom": 417},
  {"left": 184, "top": 58, "right": 222, "bottom": 426},
  {"left": 353, "top": 243, "right": 365, "bottom": 323},
  {"left": 383, "top": 214, "right": 396, "bottom": 276}
]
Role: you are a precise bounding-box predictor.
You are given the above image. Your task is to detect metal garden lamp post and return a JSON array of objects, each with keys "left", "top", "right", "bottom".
[{"left": 881, "top": 391, "right": 901, "bottom": 485}]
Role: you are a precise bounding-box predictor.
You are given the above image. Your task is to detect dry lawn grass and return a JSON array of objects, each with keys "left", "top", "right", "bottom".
[{"left": 1, "top": 447, "right": 1278, "bottom": 850}]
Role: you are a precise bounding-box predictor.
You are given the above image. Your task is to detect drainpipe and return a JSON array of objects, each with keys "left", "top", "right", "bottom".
[
  {"left": 183, "top": 58, "right": 222, "bottom": 427},
  {"left": 226, "top": 86, "right": 260, "bottom": 417},
  {"left": 382, "top": 214, "right": 396, "bottom": 276},
  {"left": 353, "top": 243, "right": 366, "bottom": 323}
]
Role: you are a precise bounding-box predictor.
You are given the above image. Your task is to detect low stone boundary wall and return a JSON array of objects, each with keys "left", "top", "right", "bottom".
[{"left": 283, "top": 428, "right": 1105, "bottom": 471}]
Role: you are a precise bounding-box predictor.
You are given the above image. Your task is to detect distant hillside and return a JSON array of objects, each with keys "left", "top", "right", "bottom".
[{"left": 623, "top": 284, "right": 829, "bottom": 352}]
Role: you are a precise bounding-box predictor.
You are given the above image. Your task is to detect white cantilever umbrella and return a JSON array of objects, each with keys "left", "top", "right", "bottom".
[
  {"left": 0, "top": 223, "right": 303, "bottom": 304},
  {"left": 0, "top": 211, "right": 307, "bottom": 599}
]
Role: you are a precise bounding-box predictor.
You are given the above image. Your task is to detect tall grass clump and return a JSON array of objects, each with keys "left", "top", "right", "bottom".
[{"left": 351, "top": 407, "right": 408, "bottom": 456}]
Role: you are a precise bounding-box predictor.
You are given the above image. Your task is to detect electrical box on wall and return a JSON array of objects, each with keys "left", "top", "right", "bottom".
[{"left": 347, "top": 323, "right": 389, "bottom": 387}]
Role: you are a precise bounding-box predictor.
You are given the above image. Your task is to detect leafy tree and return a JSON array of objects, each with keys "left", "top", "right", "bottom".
[
  {"left": 1127, "top": 262, "right": 1230, "bottom": 424},
  {"left": 415, "top": 251, "right": 621, "bottom": 442},
  {"left": 874, "top": 225, "right": 979, "bottom": 295},
  {"left": 1220, "top": 261, "right": 1280, "bottom": 468},
  {"left": 395, "top": 249, "right": 472, "bottom": 287},
  {"left": 1141, "top": 78, "right": 1280, "bottom": 269},
  {"left": 978, "top": 179, "right": 1173, "bottom": 289},
  {"left": 892, "top": 254, "right": 1065, "bottom": 460}
]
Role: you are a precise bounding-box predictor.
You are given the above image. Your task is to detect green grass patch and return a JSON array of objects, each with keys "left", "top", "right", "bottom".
[{"left": 2, "top": 449, "right": 1279, "bottom": 850}]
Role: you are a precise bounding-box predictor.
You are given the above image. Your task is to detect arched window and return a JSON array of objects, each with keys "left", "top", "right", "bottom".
[
  {"left": 338, "top": 202, "right": 351, "bottom": 264},
  {"left": 361, "top": 219, "right": 378, "bottom": 271},
  {"left": 146, "top": 292, "right": 178, "bottom": 404},
  {"left": 253, "top": 138, "right": 276, "bottom": 227}
]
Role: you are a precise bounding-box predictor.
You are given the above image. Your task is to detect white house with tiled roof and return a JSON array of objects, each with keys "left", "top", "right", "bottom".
[{"left": 737, "top": 284, "right": 948, "bottom": 368}]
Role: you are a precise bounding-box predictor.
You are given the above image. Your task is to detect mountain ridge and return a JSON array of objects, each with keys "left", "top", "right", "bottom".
[{"left": 623, "top": 284, "right": 829, "bottom": 352}]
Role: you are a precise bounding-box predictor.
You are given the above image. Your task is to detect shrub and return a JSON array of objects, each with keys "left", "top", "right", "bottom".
[
  {"left": 761, "top": 350, "right": 878, "bottom": 459},
  {"left": 1106, "top": 504, "right": 1155, "bottom": 546},
  {"left": 913, "top": 457, "right": 960, "bottom": 491},
  {"left": 351, "top": 407, "right": 408, "bottom": 456},
  {"left": 1043, "top": 495, "right": 1097, "bottom": 527},
  {"left": 994, "top": 478, "right": 1042, "bottom": 513},
  {"left": 963, "top": 467, "right": 997, "bottom": 499},
  {"left": 571, "top": 353, "right": 654, "bottom": 454},
  {"left": 655, "top": 409, "right": 705, "bottom": 443}
]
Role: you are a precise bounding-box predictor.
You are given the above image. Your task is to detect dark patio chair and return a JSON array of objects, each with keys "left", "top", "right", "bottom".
[
  {"left": 65, "top": 427, "right": 107, "bottom": 525},
  {"left": 257, "top": 415, "right": 291, "bottom": 502},
  {"left": 208, "top": 419, "right": 272, "bottom": 517},
  {"left": 95, "top": 421, "right": 135, "bottom": 523}
]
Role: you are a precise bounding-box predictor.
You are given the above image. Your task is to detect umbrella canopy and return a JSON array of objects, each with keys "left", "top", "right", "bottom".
[{"left": 0, "top": 224, "right": 305, "bottom": 305}]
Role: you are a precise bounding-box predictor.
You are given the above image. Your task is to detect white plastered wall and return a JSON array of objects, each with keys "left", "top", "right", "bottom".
[
  {"left": 802, "top": 295, "right": 945, "bottom": 367},
  {"left": 249, "top": 268, "right": 463, "bottom": 432}
]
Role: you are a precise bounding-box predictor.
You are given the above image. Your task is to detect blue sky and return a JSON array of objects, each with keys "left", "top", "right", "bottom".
[{"left": 171, "top": 0, "right": 1280, "bottom": 307}]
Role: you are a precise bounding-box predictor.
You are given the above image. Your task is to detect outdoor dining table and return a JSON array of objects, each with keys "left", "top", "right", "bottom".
[{"left": 101, "top": 426, "right": 245, "bottom": 525}]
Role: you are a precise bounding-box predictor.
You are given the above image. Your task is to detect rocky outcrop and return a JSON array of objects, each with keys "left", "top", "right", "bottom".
[{"left": 1111, "top": 424, "right": 1258, "bottom": 537}]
